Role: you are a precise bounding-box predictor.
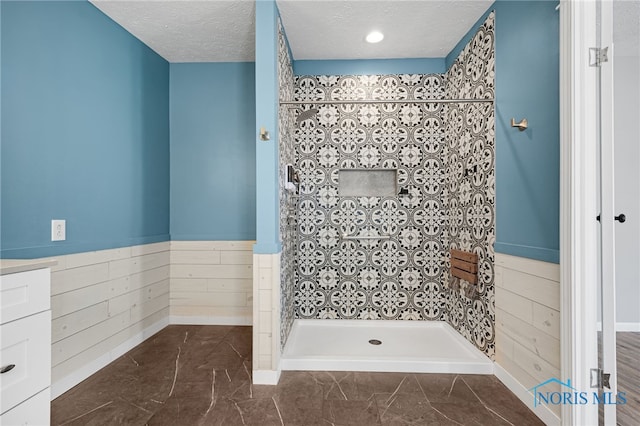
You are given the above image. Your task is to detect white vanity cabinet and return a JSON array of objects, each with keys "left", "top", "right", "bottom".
[{"left": 0, "top": 262, "right": 54, "bottom": 426}]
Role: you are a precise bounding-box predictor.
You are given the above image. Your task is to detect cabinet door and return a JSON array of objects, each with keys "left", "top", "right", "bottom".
[
  {"left": 0, "top": 269, "right": 50, "bottom": 324},
  {"left": 0, "top": 388, "right": 50, "bottom": 426},
  {"left": 0, "top": 311, "right": 51, "bottom": 415}
]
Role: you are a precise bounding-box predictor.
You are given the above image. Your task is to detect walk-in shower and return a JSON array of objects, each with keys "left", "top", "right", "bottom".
[{"left": 277, "top": 12, "right": 497, "bottom": 375}]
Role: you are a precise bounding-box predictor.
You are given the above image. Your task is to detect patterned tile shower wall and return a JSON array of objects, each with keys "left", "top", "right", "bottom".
[
  {"left": 292, "top": 73, "right": 448, "bottom": 323},
  {"left": 278, "top": 18, "right": 296, "bottom": 350},
  {"left": 444, "top": 12, "right": 496, "bottom": 358},
  {"left": 290, "top": 12, "right": 496, "bottom": 358}
]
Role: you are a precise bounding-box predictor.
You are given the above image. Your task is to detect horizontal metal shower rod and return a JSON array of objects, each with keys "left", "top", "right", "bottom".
[{"left": 280, "top": 99, "right": 494, "bottom": 105}]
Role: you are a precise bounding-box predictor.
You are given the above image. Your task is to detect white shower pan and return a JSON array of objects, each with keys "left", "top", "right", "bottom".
[{"left": 281, "top": 319, "right": 494, "bottom": 375}]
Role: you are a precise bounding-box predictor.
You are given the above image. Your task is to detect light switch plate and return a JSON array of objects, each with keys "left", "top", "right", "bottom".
[{"left": 51, "top": 219, "right": 66, "bottom": 241}]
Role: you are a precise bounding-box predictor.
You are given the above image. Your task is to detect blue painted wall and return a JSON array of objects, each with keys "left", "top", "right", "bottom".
[
  {"left": 294, "top": 58, "right": 445, "bottom": 76},
  {"left": 170, "top": 63, "right": 256, "bottom": 240},
  {"left": 254, "top": 0, "right": 281, "bottom": 254},
  {"left": 491, "top": 1, "right": 560, "bottom": 263},
  {"left": 1, "top": 0, "right": 560, "bottom": 263},
  {"left": 1, "top": 1, "right": 170, "bottom": 258}
]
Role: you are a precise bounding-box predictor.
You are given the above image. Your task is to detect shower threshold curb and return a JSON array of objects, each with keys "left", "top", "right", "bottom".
[{"left": 281, "top": 319, "right": 494, "bottom": 375}]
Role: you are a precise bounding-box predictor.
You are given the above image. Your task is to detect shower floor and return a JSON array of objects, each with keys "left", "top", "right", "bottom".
[{"left": 281, "top": 319, "right": 493, "bottom": 375}]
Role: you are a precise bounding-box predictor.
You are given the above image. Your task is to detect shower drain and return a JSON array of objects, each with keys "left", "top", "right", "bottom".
[{"left": 368, "top": 339, "right": 382, "bottom": 345}]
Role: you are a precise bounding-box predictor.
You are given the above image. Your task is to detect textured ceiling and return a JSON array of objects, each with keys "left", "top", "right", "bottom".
[
  {"left": 90, "top": 0, "right": 256, "bottom": 62},
  {"left": 277, "top": 0, "right": 493, "bottom": 60},
  {"left": 90, "top": 0, "right": 493, "bottom": 63}
]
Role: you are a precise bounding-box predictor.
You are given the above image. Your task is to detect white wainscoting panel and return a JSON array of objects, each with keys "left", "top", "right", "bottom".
[
  {"left": 169, "top": 241, "right": 253, "bottom": 325},
  {"left": 252, "top": 252, "right": 281, "bottom": 385},
  {"left": 47, "top": 242, "right": 170, "bottom": 397},
  {"left": 494, "top": 253, "right": 562, "bottom": 423}
]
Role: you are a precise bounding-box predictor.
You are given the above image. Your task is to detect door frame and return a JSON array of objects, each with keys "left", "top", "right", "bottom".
[
  {"left": 597, "top": 0, "right": 619, "bottom": 424},
  {"left": 559, "top": 0, "right": 599, "bottom": 425}
]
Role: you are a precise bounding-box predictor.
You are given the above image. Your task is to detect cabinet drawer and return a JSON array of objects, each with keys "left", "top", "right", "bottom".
[
  {"left": 0, "top": 388, "right": 50, "bottom": 426},
  {"left": 1, "top": 269, "right": 50, "bottom": 324},
  {"left": 0, "top": 311, "right": 51, "bottom": 415}
]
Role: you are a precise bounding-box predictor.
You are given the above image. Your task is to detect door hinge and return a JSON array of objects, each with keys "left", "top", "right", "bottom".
[
  {"left": 590, "top": 368, "right": 611, "bottom": 389},
  {"left": 589, "top": 47, "right": 609, "bottom": 67}
]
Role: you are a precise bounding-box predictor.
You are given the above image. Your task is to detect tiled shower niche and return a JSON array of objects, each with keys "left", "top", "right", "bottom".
[
  {"left": 289, "top": 13, "right": 495, "bottom": 357},
  {"left": 338, "top": 169, "right": 398, "bottom": 197}
]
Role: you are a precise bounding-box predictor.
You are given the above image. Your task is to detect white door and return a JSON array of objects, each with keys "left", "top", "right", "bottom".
[{"left": 610, "top": 2, "right": 640, "bottom": 425}]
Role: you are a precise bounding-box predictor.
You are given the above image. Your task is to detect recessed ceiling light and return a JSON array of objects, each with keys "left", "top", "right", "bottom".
[{"left": 366, "top": 31, "right": 384, "bottom": 44}]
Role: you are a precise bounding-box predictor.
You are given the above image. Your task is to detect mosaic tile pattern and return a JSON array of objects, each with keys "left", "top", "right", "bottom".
[
  {"left": 278, "top": 18, "right": 296, "bottom": 350},
  {"left": 290, "top": 13, "right": 496, "bottom": 358},
  {"left": 444, "top": 12, "right": 496, "bottom": 357},
  {"left": 292, "top": 74, "right": 448, "bottom": 323}
]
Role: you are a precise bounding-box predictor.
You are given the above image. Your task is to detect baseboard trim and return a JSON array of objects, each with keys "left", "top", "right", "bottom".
[
  {"left": 596, "top": 321, "right": 640, "bottom": 332},
  {"left": 494, "top": 363, "right": 560, "bottom": 426},
  {"left": 252, "top": 369, "right": 281, "bottom": 385},
  {"left": 170, "top": 315, "right": 252, "bottom": 326},
  {"left": 616, "top": 322, "right": 640, "bottom": 332},
  {"left": 51, "top": 317, "right": 169, "bottom": 399}
]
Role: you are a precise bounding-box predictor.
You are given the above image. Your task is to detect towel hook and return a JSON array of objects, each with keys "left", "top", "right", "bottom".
[{"left": 511, "top": 118, "right": 528, "bottom": 131}]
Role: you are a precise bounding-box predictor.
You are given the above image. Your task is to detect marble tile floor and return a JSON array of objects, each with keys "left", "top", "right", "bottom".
[{"left": 51, "top": 325, "right": 544, "bottom": 425}]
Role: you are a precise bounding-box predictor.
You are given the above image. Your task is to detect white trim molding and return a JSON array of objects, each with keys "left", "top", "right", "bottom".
[
  {"left": 51, "top": 316, "right": 168, "bottom": 399},
  {"left": 597, "top": 322, "right": 640, "bottom": 332},
  {"left": 252, "top": 252, "right": 282, "bottom": 385},
  {"left": 615, "top": 322, "right": 640, "bottom": 332},
  {"left": 495, "top": 363, "right": 561, "bottom": 426},
  {"left": 170, "top": 315, "right": 251, "bottom": 326},
  {"left": 252, "top": 369, "right": 281, "bottom": 386},
  {"left": 559, "top": 1, "right": 599, "bottom": 425}
]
